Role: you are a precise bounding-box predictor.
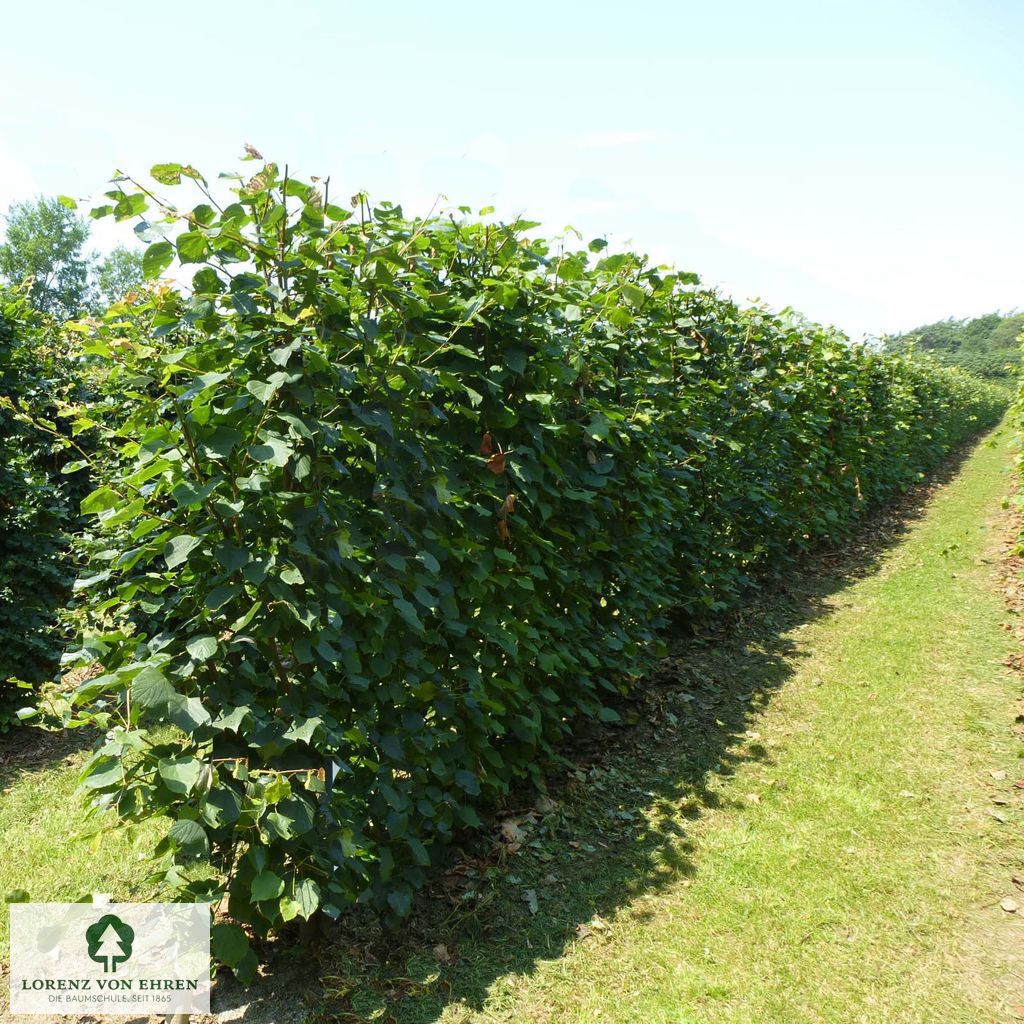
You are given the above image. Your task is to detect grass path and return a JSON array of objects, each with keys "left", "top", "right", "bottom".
[{"left": 2, "top": 427, "right": 1023, "bottom": 1024}]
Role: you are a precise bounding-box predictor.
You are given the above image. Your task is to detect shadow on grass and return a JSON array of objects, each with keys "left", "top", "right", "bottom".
[{"left": 0, "top": 720, "right": 96, "bottom": 794}]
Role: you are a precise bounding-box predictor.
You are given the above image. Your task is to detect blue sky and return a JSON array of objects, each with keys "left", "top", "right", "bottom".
[{"left": 1, "top": 0, "right": 1021, "bottom": 338}]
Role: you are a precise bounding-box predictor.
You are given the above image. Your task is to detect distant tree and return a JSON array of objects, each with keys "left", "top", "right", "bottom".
[
  {"left": 95, "top": 246, "right": 144, "bottom": 307},
  {"left": 988, "top": 313, "right": 1024, "bottom": 349},
  {"left": 884, "top": 311, "right": 1023, "bottom": 381},
  {"left": 0, "top": 197, "right": 94, "bottom": 319}
]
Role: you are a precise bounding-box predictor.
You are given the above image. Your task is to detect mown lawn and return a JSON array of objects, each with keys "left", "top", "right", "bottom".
[{"left": 0, "top": 728, "right": 162, "bottom": 961}]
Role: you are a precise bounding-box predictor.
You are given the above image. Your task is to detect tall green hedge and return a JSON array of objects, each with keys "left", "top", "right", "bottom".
[
  {"left": 0, "top": 287, "right": 87, "bottom": 726},
  {"left": 67, "top": 157, "right": 1005, "bottom": 975}
]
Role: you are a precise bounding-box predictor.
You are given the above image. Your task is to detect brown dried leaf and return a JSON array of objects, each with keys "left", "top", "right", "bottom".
[
  {"left": 432, "top": 943, "right": 455, "bottom": 964},
  {"left": 499, "top": 819, "right": 525, "bottom": 845}
]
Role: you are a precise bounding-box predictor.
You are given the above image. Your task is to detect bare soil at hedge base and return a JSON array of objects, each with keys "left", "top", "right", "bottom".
[{"left": 2, "top": 425, "right": 1023, "bottom": 1024}]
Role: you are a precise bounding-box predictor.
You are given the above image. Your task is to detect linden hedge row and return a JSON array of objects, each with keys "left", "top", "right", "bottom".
[{"left": 61, "top": 156, "right": 1005, "bottom": 977}]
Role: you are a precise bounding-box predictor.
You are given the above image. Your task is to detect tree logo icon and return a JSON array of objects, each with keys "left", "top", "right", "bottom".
[{"left": 85, "top": 914, "right": 134, "bottom": 973}]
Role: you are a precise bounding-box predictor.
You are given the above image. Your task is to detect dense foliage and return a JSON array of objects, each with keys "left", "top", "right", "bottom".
[
  {"left": 63, "top": 156, "right": 1006, "bottom": 976},
  {"left": 884, "top": 311, "right": 1023, "bottom": 381},
  {"left": 0, "top": 286, "right": 88, "bottom": 726}
]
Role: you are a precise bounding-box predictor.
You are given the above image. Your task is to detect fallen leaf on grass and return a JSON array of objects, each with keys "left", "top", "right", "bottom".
[
  {"left": 988, "top": 810, "right": 1009, "bottom": 824},
  {"left": 989, "top": 769, "right": 1008, "bottom": 780},
  {"left": 522, "top": 889, "right": 538, "bottom": 915},
  {"left": 432, "top": 944, "right": 455, "bottom": 965},
  {"left": 500, "top": 819, "right": 525, "bottom": 845},
  {"left": 1001, "top": 897, "right": 1020, "bottom": 913}
]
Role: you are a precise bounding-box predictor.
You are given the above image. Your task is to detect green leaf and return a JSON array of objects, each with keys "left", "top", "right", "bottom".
[
  {"left": 164, "top": 533, "right": 203, "bottom": 569},
  {"left": 405, "top": 835, "right": 430, "bottom": 866},
  {"left": 418, "top": 551, "right": 441, "bottom": 574},
  {"left": 167, "top": 694, "right": 212, "bottom": 732},
  {"left": 213, "top": 705, "right": 251, "bottom": 732},
  {"left": 454, "top": 769, "right": 480, "bottom": 795},
  {"left": 251, "top": 870, "right": 284, "bottom": 901},
  {"left": 186, "top": 635, "right": 218, "bottom": 662},
  {"left": 284, "top": 716, "right": 322, "bottom": 744},
  {"left": 245, "top": 379, "right": 279, "bottom": 404},
  {"left": 249, "top": 438, "right": 294, "bottom": 467},
  {"left": 57, "top": 195, "right": 77, "bottom": 210},
  {"left": 81, "top": 755, "right": 123, "bottom": 790},
  {"left": 264, "top": 775, "right": 291, "bottom": 804},
  {"left": 211, "top": 923, "right": 250, "bottom": 968},
  {"left": 293, "top": 878, "right": 321, "bottom": 920},
  {"left": 279, "top": 896, "right": 301, "bottom": 922},
  {"left": 176, "top": 231, "right": 210, "bottom": 264},
  {"left": 199, "top": 426, "right": 241, "bottom": 459},
  {"left": 171, "top": 479, "right": 218, "bottom": 507},
  {"left": 233, "top": 948, "right": 258, "bottom": 985},
  {"left": 80, "top": 486, "right": 120, "bottom": 515},
  {"left": 131, "top": 665, "right": 175, "bottom": 708},
  {"left": 151, "top": 162, "right": 184, "bottom": 185},
  {"left": 158, "top": 756, "right": 204, "bottom": 795},
  {"left": 114, "top": 193, "right": 148, "bottom": 221},
  {"left": 393, "top": 598, "right": 423, "bottom": 631},
  {"left": 205, "top": 583, "right": 240, "bottom": 611},
  {"left": 169, "top": 818, "right": 208, "bottom": 855},
  {"left": 608, "top": 306, "right": 633, "bottom": 328},
  {"left": 142, "top": 241, "right": 175, "bottom": 279},
  {"left": 201, "top": 787, "right": 242, "bottom": 828}
]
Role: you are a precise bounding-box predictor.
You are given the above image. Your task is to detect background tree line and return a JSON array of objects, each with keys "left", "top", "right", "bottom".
[
  {"left": 0, "top": 196, "right": 143, "bottom": 317},
  {"left": 0, "top": 195, "right": 141, "bottom": 727},
  {"left": 883, "top": 311, "right": 1024, "bottom": 381}
]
